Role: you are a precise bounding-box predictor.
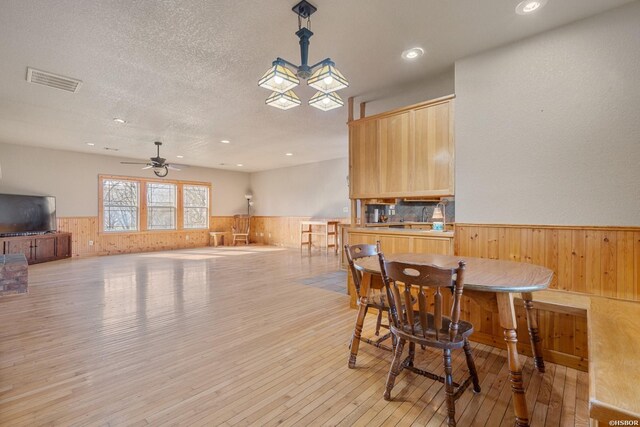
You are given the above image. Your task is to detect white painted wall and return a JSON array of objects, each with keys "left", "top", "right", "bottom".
[
  {"left": 0, "top": 142, "right": 251, "bottom": 216},
  {"left": 455, "top": 2, "right": 640, "bottom": 226},
  {"left": 361, "top": 68, "right": 455, "bottom": 117},
  {"left": 249, "top": 157, "right": 349, "bottom": 218}
]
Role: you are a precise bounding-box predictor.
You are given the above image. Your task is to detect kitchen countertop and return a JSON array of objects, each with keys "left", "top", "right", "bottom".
[
  {"left": 364, "top": 221, "right": 438, "bottom": 226},
  {"left": 347, "top": 226, "right": 454, "bottom": 238}
]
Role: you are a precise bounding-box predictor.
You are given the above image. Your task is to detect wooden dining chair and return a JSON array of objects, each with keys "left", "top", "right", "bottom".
[
  {"left": 344, "top": 243, "right": 393, "bottom": 368},
  {"left": 378, "top": 253, "right": 481, "bottom": 427},
  {"left": 231, "top": 215, "right": 250, "bottom": 245}
]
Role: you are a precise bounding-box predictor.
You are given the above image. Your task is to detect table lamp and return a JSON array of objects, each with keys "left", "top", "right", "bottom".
[{"left": 431, "top": 202, "right": 446, "bottom": 231}]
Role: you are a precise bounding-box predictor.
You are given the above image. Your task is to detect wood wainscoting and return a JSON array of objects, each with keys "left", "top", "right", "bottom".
[
  {"left": 454, "top": 223, "right": 640, "bottom": 371},
  {"left": 57, "top": 215, "right": 349, "bottom": 257},
  {"left": 249, "top": 216, "right": 350, "bottom": 248},
  {"left": 57, "top": 216, "right": 235, "bottom": 257}
]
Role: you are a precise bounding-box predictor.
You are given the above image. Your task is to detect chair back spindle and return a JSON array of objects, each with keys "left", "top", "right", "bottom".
[
  {"left": 344, "top": 243, "right": 380, "bottom": 297},
  {"left": 378, "top": 252, "right": 466, "bottom": 343}
]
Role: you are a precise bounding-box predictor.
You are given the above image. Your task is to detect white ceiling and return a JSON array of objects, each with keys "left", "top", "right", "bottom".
[{"left": 0, "top": 0, "right": 634, "bottom": 172}]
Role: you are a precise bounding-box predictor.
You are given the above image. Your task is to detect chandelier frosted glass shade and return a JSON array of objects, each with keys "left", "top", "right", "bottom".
[
  {"left": 307, "top": 62, "right": 349, "bottom": 93},
  {"left": 258, "top": 2, "right": 348, "bottom": 111},
  {"left": 308, "top": 91, "right": 343, "bottom": 111},
  {"left": 265, "top": 90, "right": 302, "bottom": 110},
  {"left": 258, "top": 62, "right": 300, "bottom": 93}
]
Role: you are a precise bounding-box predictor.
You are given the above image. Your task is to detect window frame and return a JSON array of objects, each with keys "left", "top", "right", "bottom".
[
  {"left": 146, "top": 182, "right": 178, "bottom": 231},
  {"left": 98, "top": 175, "right": 212, "bottom": 234},
  {"left": 183, "top": 184, "right": 210, "bottom": 230},
  {"left": 101, "top": 177, "right": 140, "bottom": 233}
]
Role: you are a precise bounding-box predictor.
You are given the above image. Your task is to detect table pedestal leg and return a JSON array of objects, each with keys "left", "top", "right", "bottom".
[
  {"left": 497, "top": 293, "right": 530, "bottom": 427},
  {"left": 521, "top": 292, "right": 545, "bottom": 373}
]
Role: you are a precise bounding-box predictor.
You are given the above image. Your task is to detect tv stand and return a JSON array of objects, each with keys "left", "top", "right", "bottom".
[
  {"left": 0, "top": 232, "right": 72, "bottom": 264},
  {"left": 0, "top": 231, "right": 48, "bottom": 238}
]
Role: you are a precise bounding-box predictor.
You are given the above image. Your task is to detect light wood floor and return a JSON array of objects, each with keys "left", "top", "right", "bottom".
[{"left": 0, "top": 246, "right": 588, "bottom": 426}]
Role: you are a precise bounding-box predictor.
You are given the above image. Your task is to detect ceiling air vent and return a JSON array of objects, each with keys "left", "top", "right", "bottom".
[{"left": 26, "top": 67, "right": 82, "bottom": 93}]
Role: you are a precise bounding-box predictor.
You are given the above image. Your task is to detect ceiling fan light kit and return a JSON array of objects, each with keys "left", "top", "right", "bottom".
[
  {"left": 120, "top": 141, "right": 183, "bottom": 177},
  {"left": 258, "top": 0, "right": 349, "bottom": 111}
]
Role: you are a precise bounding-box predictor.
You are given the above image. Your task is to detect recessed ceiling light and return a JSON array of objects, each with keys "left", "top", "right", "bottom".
[
  {"left": 176, "top": 155, "right": 184, "bottom": 159},
  {"left": 220, "top": 140, "right": 230, "bottom": 144},
  {"left": 401, "top": 47, "right": 424, "bottom": 60},
  {"left": 86, "top": 142, "right": 95, "bottom": 146},
  {"left": 285, "top": 152, "right": 293, "bottom": 156},
  {"left": 515, "top": 0, "right": 547, "bottom": 15},
  {"left": 113, "top": 118, "right": 126, "bottom": 124},
  {"left": 237, "top": 163, "right": 243, "bottom": 167}
]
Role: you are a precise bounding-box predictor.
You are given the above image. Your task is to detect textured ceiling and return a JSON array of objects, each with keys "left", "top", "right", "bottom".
[{"left": 0, "top": 0, "right": 634, "bottom": 172}]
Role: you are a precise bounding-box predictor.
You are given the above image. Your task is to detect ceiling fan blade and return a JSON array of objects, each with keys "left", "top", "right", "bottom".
[
  {"left": 142, "top": 165, "right": 153, "bottom": 170},
  {"left": 166, "top": 164, "right": 181, "bottom": 171},
  {"left": 169, "top": 164, "right": 189, "bottom": 169},
  {"left": 121, "top": 161, "right": 149, "bottom": 165}
]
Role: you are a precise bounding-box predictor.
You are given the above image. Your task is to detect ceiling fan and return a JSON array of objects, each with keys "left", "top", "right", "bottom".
[{"left": 120, "top": 141, "right": 185, "bottom": 177}]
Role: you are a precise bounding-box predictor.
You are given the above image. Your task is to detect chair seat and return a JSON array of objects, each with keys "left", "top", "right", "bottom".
[
  {"left": 363, "top": 291, "right": 417, "bottom": 310},
  {"left": 391, "top": 313, "right": 474, "bottom": 350},
  {"left": 366, "top": 291, "right": 389, "bottom": 309}
]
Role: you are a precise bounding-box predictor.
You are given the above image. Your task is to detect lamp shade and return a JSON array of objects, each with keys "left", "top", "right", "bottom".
[
  {"left": 258, "top": 61, "right": 300, "bottom": 93},
  {"left": 265, "top": 90, "right": 301, "bottom": 110},
  {"left": 309, "top": 91, "right": 344, "bottom": 111},
  {"left": 431, "top": 206, "right": 444, "bottom": 220},
  {"left": 307, "top": 61, "right": 349, "bottom": 93}
]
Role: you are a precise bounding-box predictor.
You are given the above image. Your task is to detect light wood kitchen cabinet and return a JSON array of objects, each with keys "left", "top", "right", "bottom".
[
  {"left": 348, "top": 95, "right": 455, "bottom": 199},
  {"left": 349, "top": 119, "right": 379, "bottom": 198},
  {"left": 379, "top": 111, "right": 412, "bottom": 195},
  {"left": 412, "top": 101, "right": 454, "bottom": 195}
]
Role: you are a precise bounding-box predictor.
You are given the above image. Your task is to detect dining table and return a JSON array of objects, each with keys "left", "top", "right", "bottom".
[{"left": 352, "top": 253, "right": 554, "bottom": 427}]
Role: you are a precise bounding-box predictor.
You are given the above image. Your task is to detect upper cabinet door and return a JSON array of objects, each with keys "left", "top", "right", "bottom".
[
  {"left": 349, "top": 119, "right": 379, "bottom": 198},
  {"left": 413, "top": 101, "right": 454, "bottom": 195},
  {"left": 379, "top": 111, "right": 412, "bottom": 195},
  {"left": 348, "top": 95, "right": 455, "bottom": 199}
]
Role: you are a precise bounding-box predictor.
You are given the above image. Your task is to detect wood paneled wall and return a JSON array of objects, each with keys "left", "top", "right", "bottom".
[
  {"left": 455, "top": 224, "right": 640, "bottom": 301},
  {"left": 454, "top": 223, "right": 640, "bottom": 371},
  {"left": 57, "top": 216, "right": 235, "bottom": 257},
  {"left": 57, "top": 215, "right": 350, "bottom": 257},
  {"left": 250, "top": 216, "right": 350, "bottom": 248}
]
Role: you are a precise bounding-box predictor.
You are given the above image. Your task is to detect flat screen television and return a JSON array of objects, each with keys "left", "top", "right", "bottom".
[{"left": 0, "top": 194, "right": 57, "bottom": 236}]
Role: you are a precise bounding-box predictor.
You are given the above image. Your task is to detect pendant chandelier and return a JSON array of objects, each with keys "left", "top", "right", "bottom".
[{"left": 258, "top": 1, "right": 349, "bottom": 111}]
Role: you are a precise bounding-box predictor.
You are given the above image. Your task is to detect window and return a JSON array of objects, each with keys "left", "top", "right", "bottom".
[
  {"left": 183, "top": 185, "right": 209, "bottom": 229},
  {"left": 99, "top": 175, "right": 211, "bottom": 233},
  {"left": 103, "top": 179, "right": 139, "bottom": 232},
  {"left": 147, "top": 183, "right": 177, "bottom": 230}
]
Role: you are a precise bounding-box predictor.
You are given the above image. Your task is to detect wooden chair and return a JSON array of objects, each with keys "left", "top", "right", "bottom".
[
  {"left": 231, "top": 215, "right": 250, "bottom": 245},
  {"left": 378, "top": 254, "right": 480, "bottom": 427},
  {"left": 344, "top": 243, "right": 393, "bottom": 368}
]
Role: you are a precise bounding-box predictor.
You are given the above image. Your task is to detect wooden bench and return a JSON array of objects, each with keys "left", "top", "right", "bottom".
[
  {"left": 516, "top": 290, "right": 640, "bottom": 425},
  {"left": 209, "top": 231, "right": 226, "bottom": 247},
  {"left": 588, "top": 298, "right": 640, "bottom": 425}
]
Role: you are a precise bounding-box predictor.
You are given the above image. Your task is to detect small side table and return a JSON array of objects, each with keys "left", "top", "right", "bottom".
[
  {"left": 209, "top": 232, "right": 226, "bottom": 247},
  {"left": 300, "top": 220, "right": 340, "bottom": 254}
]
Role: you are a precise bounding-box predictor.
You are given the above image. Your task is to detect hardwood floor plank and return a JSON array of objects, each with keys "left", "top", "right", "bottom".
[{"left": 0, "top": 246, "right": 588, "bottom": 426}]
